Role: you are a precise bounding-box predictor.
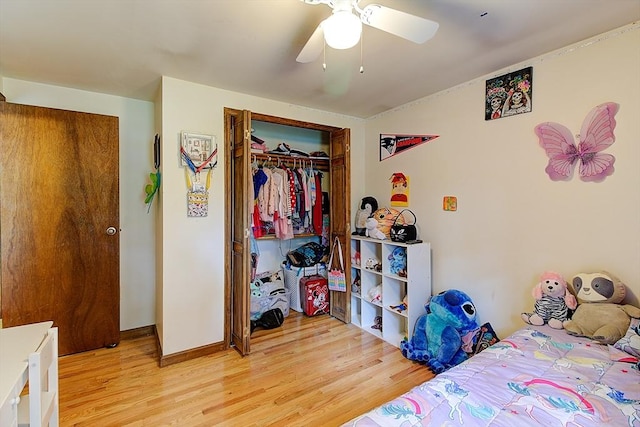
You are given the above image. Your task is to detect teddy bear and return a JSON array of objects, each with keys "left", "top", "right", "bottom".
[
  {"left": 400, "top": 289, "right": 479, "bottom": 373},
  {"left": 563, "top": 271, "right": 640, "bottom": 344},
  {"left": 521, "top": 271, "right": 577, "bottom": 329},
  {"left": 388, "top": 246, "right": 407, "bottom": 277},
  {"left": 365, "top": 217, "right": 386, "bottom": 240},
  {"left": 353, "top": 196, "right": 378, "bottom": 236}
]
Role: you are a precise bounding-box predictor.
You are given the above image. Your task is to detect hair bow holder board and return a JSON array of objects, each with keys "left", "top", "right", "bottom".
[{"left": 180, "top": 132, "right": 217, "bottom": 217}]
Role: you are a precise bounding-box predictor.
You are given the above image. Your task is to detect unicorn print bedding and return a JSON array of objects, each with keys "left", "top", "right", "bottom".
[{"left": 343, "top": 325, "right": 639, "bottom": 426}]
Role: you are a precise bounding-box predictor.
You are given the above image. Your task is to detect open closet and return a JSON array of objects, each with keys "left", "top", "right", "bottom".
[{"left": 224, "top": 109, "right": 351, "bottom": 355}]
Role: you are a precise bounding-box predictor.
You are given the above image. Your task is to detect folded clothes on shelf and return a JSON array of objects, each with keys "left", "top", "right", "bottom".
[
  {"left": 251, "top": 135, "right": 268, "bottom": 152},
  {"left": 289, "top": 148, "right": 309, "bottom": 157},
  {"left": 267, "top": 142, "right": 310, "bottom": 157},
  {"left": 309, "top": 151, "right": 329, "bottom": 158},
  {"left": 268, "top": 142, "right": 291, "bottom": 155},
  {"left": 251, "top": 133, "right": 266, "bottom": 144}
]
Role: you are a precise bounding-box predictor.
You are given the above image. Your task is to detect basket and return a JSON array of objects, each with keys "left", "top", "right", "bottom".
[
  {"left": 282, "top": 262, "right": 327, "bottom": 312},
  {"left": 250, "top": 289, "right": 291, "bottom": 321}
]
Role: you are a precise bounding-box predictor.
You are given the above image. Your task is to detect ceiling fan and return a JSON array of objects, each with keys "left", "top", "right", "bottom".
[{"left": 296, "top": 0, "right": 439, "bottom": 63}]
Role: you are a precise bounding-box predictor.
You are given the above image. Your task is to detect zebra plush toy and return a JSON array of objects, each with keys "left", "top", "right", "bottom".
[{"left": 521, "top": 271, "right": 577, "bottom": 329}]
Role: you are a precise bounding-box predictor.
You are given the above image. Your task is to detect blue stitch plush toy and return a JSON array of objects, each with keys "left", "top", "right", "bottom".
[
  {"left": 388, "top": 246, "right": 407, "bottom": 277},
  {"left": 400, "top": 289, "right": 479, "bottom": 373}
]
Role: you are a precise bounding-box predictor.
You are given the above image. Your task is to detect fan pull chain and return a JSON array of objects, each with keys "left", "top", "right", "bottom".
[
  {"left": 323, "top": 42, "right": 327, "bottom": 71},
  {"left": 360, "top": 31, "right": 364, "bottom": 74}
]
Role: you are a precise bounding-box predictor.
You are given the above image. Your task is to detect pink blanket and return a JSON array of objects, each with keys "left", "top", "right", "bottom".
[{"left": 343, "top": 325, "right": 639, "bottom": 426}]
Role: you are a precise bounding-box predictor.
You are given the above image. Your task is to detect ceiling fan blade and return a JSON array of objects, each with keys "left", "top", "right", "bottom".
[
  {"left": 360, "top": 4, "right": 439, "bottom": 44},
  {"left": 296, "top": 24, "right": 324, "bottom": 63}
]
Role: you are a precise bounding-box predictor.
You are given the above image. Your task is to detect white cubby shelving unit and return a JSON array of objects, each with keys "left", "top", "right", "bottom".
[{"left": 350, "top": 236, "right": 431, "bottom": 348}]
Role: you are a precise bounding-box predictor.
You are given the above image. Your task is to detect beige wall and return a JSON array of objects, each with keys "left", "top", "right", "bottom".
[
  {"left": 364, "top": 24, "right": 640, "bottom": 338},
  {"left": 157, "top": 77, "right": 366, "bottom": 355}
]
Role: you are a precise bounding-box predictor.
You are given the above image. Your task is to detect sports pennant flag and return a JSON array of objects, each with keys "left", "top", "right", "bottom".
[{"left": 380, "top": 134, "right": 439, "bottom": 161}]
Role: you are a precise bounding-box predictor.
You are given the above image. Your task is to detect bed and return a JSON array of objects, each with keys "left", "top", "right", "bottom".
[{"left": 342, "top": 325, "right": 640, "bottom": 426}]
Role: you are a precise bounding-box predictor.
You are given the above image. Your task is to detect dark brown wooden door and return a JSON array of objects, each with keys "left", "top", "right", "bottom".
[
  {"left": 329, "top": 128, "right": 351, "bottom": 323},
  {"left": 227, "top": 108, "right": 251, "bottom": 355},
  {"left": 0, "top": 102, "right": 120, "bottom": 356}
]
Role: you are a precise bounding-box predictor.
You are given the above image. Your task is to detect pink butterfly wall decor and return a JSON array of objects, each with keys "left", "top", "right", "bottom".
[{"left": 535, "top": 102, "right": 619, "bottom": 182}]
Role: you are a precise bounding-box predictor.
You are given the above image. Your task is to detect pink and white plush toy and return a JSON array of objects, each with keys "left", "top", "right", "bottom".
[
  {"left": 365, "top": 217, "right": 386, "bottom": 240},
  {"left": 521, "top": 271, "right": 577, "bottom": 329}
]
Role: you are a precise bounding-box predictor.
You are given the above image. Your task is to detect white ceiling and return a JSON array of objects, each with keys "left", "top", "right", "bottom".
[{"left": 1, "top": 0, "right": 639, "bottom": 118}]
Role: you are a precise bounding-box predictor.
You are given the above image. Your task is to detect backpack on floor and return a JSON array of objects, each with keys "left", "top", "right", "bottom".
[{"left": 250, "top": 308, "right": 285, "bottom": 333}]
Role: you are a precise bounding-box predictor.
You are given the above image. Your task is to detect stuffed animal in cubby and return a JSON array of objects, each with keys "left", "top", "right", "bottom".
[
  {"left": 353, "top": 196, "right": 378, "bottom": 236},
  {"left": 521, "top": 271, "right": 577, "bottom": 329},
  {"left": 563, "top": 271, "right": 640, "bottom": 344},
  {"left": 390, "top": 295, "right": 408, "bottom": 313},
  {"left": 367, "top": 284, "right": 382, "bottom": 303},
  {"left": 371, "top": 315, "right": 383, "bottom": 332},
  {"left": 351, "top": 250, "right": 361, "bottom": 267},
  {"left": 365, "top": 257, "right": 382, "bottom": 272},
  {"left": 400, "top": 289, "right": 479, "bottom": 373},
  {"left": 351, "top": 271, "right": 361, "bottom": 295},
  {"left": 388, "top": 246, "right": 407, "bottom": 277}
]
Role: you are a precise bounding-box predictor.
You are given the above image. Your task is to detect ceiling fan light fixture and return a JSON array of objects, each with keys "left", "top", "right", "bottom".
[{"left": 322, "top": 10, "right": 362, "bottom": 49}]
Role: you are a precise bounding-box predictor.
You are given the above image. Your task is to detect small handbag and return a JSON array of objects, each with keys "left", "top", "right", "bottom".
[
  {"left": 327, "top": 237, "right": 347, "bottom": 292},
  {"left": 390, "top": 209, "right": 418, "bottom": 243}
]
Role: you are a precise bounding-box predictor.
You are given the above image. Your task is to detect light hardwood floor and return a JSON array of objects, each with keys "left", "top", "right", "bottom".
[{"left": 58, "top": 312, "right": 434, "bottom": 426}]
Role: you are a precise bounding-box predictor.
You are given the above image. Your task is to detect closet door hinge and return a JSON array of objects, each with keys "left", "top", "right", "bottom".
[{"left": 244, "top": 129, "right": 250, "bottom": 141}]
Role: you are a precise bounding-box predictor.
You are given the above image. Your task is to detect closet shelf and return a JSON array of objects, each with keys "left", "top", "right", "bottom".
[
  {"left": 253, "top": 152, "right": 329, "bottom": 170},
  {"left": 256, "top": 232, "right": 320, "bottom": 240}
]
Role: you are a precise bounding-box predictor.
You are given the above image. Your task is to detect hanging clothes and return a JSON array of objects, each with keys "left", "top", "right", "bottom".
[
  {"left": 253, "top": 167, "right": 267, "bottom": 199},
  {"left": 250, "top": 158, "right": 325, "bottom": 241},
  {"left": 267, "top": 166, "right": 280, "bottom": 219},
  {"left": 252, "top": 166, "right": 268, "bottom": 238},
  {"left": 258, "top": 167, "right": 273, "bottom": 222},
  {"left": 297, "top": 167, "right": 311, "bottom": 231},
  {"left": 271, "top": 169, "right": 284, "bottom": 239},
  {"left": 313, "top": 171, "right": 323, "bottom": 236}
]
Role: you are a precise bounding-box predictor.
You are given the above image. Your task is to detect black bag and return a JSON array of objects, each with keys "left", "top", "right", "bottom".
[
  {"left": 286, "top": 242, "right": 325, "bottom": 267},
  {"left": 250, "top": 308, "right": 284, "bottom": 333},
  {"left": 390, "top": 209, "right": 418, "bottom": 243}
]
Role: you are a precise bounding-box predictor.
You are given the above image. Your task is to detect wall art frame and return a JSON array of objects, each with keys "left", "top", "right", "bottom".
[
  {"left": 485, "top": 66, "right": 533, "bottom": 120},
  {"left": 180, "top": 131, "right": 217, "bottom": 169}
]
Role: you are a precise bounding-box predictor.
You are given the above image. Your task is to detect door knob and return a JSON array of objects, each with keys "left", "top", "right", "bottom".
[{"left": 106, "top": 226, "right": 118, "bottom": 235}]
